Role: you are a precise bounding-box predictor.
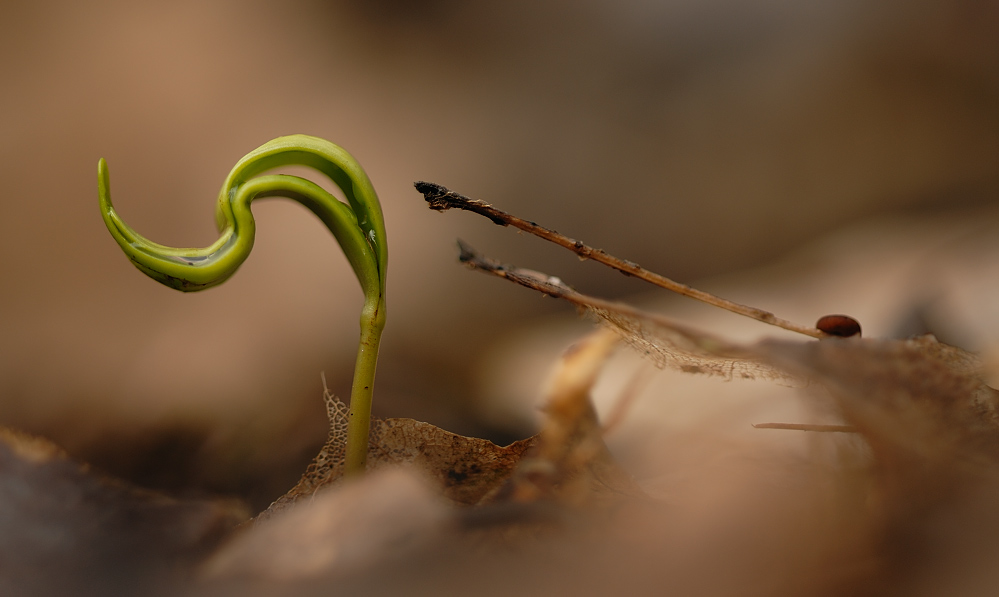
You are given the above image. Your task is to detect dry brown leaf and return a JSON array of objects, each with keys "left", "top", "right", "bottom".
[
  {"left": 264, "top": 327, "right": 641, "bottom": 524},
  {"left": 262, "top": 391, "right": 535, "bottom": 519}
]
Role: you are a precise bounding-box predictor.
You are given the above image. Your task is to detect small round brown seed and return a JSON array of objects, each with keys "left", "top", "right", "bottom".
[{"left": 816, "top": 314, "right": 862, "bottom": 338}]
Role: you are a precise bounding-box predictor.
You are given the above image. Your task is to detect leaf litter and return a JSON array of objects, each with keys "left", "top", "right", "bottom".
[
  {"left": 208, "top": 307, "right": 999, "bottom": 595},
  {"left": 7, "top": 189, "right": 999, "bottom": 595},
  {"left": 200, "top": 327, "right": 642, "bottom": 584},
  {"left": 200, "top": 238, "right": 999, "bottom": 594}
]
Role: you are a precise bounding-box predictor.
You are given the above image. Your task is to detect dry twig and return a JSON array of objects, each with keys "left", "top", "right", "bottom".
[
  {"left": 416, "top": 181, "right": 824, "bottom": 339},
  {"left": 454, "top": 240, "right": 793, "bottom": 382}
]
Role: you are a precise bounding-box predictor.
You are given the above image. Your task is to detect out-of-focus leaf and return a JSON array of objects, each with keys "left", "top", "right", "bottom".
[
  {"left": 203, "top": 467, "right": 448, "bottom": 581},
  {"left": 491, "top": 327, "right": 643, "bottom": 507},
  {"left": 758, "top": 335, "right": 999, "bottom": 475},
  {"left": 0, "top": 427, "right": 246, "bottom": 597},
  {"left": 586, "top": 296, "right": 999, "bottom": 466}
]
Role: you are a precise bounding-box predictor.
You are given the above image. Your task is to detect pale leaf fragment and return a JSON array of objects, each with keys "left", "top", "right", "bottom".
[
  {"left": 494, "top": 328, "right": 643, "bottom": 508},
  {"left": 587, "top": 301, "right": 796, "bottom": 383}
]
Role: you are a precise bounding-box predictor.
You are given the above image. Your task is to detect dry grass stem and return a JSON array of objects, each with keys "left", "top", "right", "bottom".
[{"left": 752, "top": 423, "right": 858, "bottom": 433}]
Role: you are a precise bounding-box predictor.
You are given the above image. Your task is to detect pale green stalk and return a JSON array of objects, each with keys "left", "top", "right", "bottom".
[{"left": 99, "top": 135, "right": 387, "bottom": 475}]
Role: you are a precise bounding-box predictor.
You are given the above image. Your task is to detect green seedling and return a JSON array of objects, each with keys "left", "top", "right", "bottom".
[{"left": 99, "top": 134, "right": 387, "bottom": 475}]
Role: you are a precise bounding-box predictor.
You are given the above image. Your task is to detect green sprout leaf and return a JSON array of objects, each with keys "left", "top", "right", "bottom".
[{"left": 99, "top": 134, "right": 387, "bottom": 475}]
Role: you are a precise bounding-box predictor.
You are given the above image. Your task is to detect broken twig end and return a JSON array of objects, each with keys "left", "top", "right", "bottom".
[{"left": 414, "top": 181, "right": 508, "bottom": 225}]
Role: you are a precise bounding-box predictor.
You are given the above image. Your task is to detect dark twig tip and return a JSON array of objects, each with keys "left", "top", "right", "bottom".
[
  {"left": 414, "top": 180, "right": 448, "bottom": 199},
  {"left": 414, "top": 181, "right": 470, "bottom": 213},
  {"left": 414, "top": 181, "right": 508, "bottom": 225}
]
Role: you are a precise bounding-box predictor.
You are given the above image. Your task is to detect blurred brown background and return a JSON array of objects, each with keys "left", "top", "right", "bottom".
[{"left": 0, "top": 0, "right": 996, "bottom": 510}]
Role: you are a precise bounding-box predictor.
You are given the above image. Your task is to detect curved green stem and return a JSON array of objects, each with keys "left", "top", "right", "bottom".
[{"left": 99, "top": 135, "right": 388, "bottom": 475}]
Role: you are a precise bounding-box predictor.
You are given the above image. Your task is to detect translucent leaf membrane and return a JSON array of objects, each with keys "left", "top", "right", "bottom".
[
  {"left": 589, "top": 290, "right": 999, "bottom": 468},
  {"left": 569, "top": 280, "right": 999, "bottom": 473},
  {"left": 759, "top": 335, "right": 999, "bottom": 468},
  {"left": 262, "top": 386, "right": 535, "bottom": 519},
  {"left": 452, "top": 240, "right": 801, "bottom": 384},
  {"left": 583, "top": 302, "right": 798, "bottom": 384}
]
